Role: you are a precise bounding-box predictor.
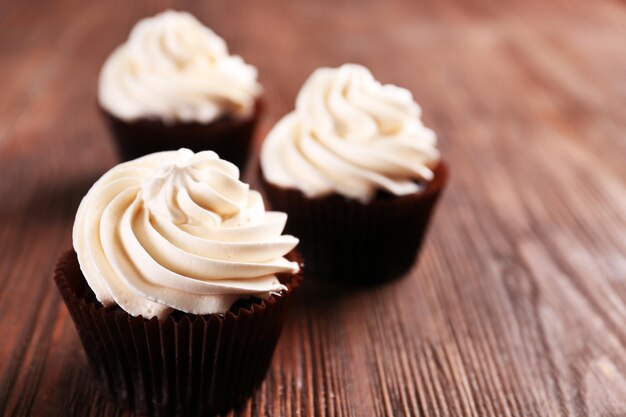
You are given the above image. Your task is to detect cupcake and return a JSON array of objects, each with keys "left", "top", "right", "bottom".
[
  {"left": 98, "top": 10, "right": 262, "bottom": 170},
  {"left": 260, "top": 64, "right": 447, "bottom": 283},
  {"left": 54, "top": 149, "right": 301, "bottom": 416}
]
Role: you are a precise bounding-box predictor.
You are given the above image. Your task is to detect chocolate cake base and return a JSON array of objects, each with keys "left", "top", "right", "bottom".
[
  {"left": 53, "top": 249, "right": 301, "bottom": 417},
  {"left": 261, "top": 162, "right": 448, "bottom": 284},
  {"left": 101, "top": 100, "right": 262, "bottom": 171}
]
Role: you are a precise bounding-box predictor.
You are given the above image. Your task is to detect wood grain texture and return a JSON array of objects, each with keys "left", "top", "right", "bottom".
[{"left": 1, "top": 0, "right": 625, "bottom": 416}]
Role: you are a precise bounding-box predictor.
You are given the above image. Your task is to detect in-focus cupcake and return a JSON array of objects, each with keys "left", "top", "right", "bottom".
[
  {"left": 98, "top": 10, "right": 262, "bottom": 170},
  {"left": 260, "top": 64, "right": 447, "bottom": 284},
  {"left": 54, "top": 149, "right": 301, "bottom": 416}
]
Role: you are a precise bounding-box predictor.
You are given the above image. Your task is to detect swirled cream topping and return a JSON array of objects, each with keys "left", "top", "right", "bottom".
[
  {"left": 73, "top": 149, "right": 299, "bottom": 319},
  {"left": 261, "top": 64, "right": 440, "bottom": 203},
  {"left": 98, "top": 10, "right": 261, "bottom": 123}
]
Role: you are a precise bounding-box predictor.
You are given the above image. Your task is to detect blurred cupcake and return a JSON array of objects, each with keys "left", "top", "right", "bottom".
[
  {"left": 260, "top": 64, "right": 447, "bottom": 284},
  {"left": 54, "top": 149, "right": 301, "bottom": 416},
  {"left": 99, "top": 10, "right": 262, "bottom": 170}
]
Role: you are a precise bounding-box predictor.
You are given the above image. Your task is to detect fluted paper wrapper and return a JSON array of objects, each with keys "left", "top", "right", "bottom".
[
  {"left": 54, "top": 249, "right": 301, "bottom": 417},
  {"left": 261, "top": 161, "right": 448, "bottom": 284},
  {"left": 101, "top": 100, "right": 263, "bottom": 170}
]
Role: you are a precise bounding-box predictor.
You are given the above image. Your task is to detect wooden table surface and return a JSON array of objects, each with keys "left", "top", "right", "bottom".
[{"left": 2, "top": 0, "right": 626, "bottom": 416}]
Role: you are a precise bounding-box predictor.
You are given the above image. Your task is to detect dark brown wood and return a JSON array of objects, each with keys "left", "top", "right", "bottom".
[{"left": 1, "top": 0, "right": 625, "bottom": 416}]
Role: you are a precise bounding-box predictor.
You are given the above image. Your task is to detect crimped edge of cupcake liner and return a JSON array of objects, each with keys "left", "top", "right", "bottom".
[
  {"left": 101, "top": 98, "right": 264, "bottom": 169},
  {"left": 260, "top": 161, "right": 449, "bottom": 283}
]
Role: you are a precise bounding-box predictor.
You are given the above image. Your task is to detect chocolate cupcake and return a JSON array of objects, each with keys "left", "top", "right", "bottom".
[
  {"left": 98, "top": 11, "right": 262, "bottom": 170},
  {"left": 260, "top": 64, "right": 447, "bottom": 284},
  {"left": 55, "top": 149, "right": 301, "bottom": 416}
]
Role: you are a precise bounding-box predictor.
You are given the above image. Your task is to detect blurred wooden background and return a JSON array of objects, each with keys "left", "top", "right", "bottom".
[{"left": 1, "top": 0, "right": 626, "bottom": 416}]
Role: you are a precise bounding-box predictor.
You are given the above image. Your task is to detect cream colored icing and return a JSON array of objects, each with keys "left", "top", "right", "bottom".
[
  {"left": 73, "top": 149, "right": 299, "bottom": 319},
  {"left": 98, "top": 10, "right": 261, "bottom": 123},
  {"left": 261, "top": 64, "right": 440, "bottom": 203}
]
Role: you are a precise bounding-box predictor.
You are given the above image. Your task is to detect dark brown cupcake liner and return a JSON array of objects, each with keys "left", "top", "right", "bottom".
[
  {"left": 260, "top": 161, "right": 448, "bottom": 284},
  {"left": 54, "top": 249, "right": 301, "bottom": 417},
  {"left": 101, "top": 99, "right": 263, "bottom": 171}
]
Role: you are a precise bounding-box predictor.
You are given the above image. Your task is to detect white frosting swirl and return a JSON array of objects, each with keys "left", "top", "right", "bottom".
[
  {"left": 98, "top": 10, "right": 261, "bottom": 123},
  {"left": 261, "top": 64, "right": 440, "bottom": 203},
  {"left": 73, "top": 149, "right": 299, "bottom": 319}
]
